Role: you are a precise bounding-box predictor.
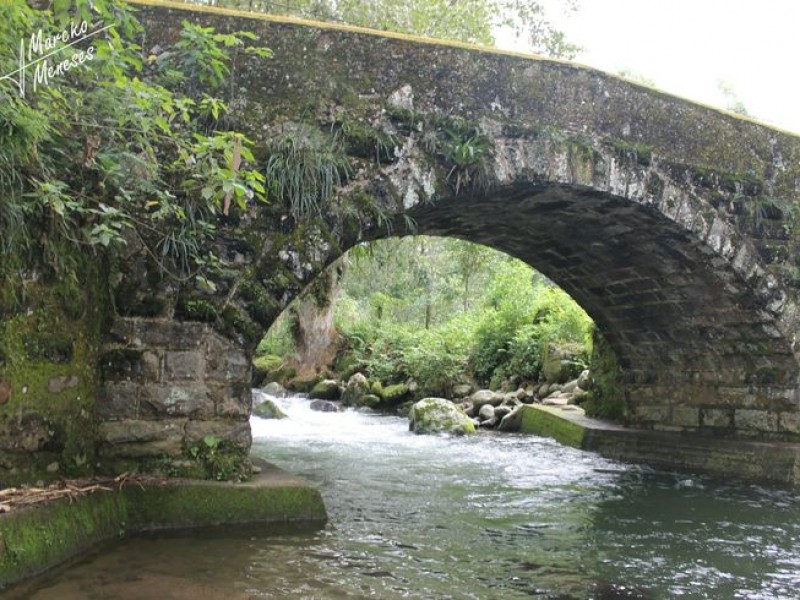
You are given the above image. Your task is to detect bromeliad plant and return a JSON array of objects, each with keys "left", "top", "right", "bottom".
[{"left": 432, "top": 117, "right": 494, "bottom": 194}]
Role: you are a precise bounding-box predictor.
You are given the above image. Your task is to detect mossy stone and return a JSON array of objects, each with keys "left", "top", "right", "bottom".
[{"left": 309, "top": 379, "right": 340, "bottom": 400}]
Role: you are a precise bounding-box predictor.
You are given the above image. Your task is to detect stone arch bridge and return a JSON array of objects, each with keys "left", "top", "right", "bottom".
[
  {"left": 107, "top": 0, "right": 800, "bottom": 464},
  {"left": 4, "top": 0, "right": 800, "bottom": 484}
]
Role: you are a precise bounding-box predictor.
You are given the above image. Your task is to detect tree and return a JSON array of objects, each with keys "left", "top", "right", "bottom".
[
  {"left": 445, "top": 239, "right": 494, "bottom": 311},
  {"left": 192, "top": 0, "right": 580, "bottom": 58}
]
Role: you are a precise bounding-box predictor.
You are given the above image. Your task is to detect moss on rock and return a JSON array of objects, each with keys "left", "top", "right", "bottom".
[
  {"left": 519, "top": 405, "right": 586, "bottom": 448},
  {"left": 309, "top": 379, "right": 340, "bottom": 400},
  {"left": 408, "top": 397, "right": 475, "bottom": 435},
  {"left": 381, "top": 383, "right": 409, "bottom": 406}
]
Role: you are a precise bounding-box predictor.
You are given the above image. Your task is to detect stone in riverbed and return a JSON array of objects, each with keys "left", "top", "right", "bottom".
[
  {"left": 341, "top": 373, "right": 370, "bottom": 407},
  {"left": 261, "top": 381, "right": 287, "bottom": 397},
  {"left": 309, "top": 399, "right": 340, "bottom": 412},
  {"left": 479, "top": 416, "right": 498, "bottom": 429},
  {"left": 452, "top": 383, "right": 473, "bottom": 397},
  {"left": 358, "top": 394, "right": 382, "bottom": 409},
  {"left": 253, "top": 398, "right": 287, "bottom": 419},
  {"left": 408, "top": 398, "right": 476, "bottom": 436},
  {"left": 478, "top": 404, "right": 495, "bottom": 420},
  {"left": 309, "top": 379, "right": 341, "bottom": 400},
  {"left": 498, "top": 405, "right": 523, "bottom": 432},
  {"left": 494, "top": 405, "right": 513, "bottom": 419},
  {"left": 470, "top": 389, "right": 503, "bottom": 408}
]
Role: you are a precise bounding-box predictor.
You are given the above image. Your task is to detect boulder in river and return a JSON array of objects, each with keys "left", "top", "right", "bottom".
[
  {"left": 260, "top": 381, "right": 287, "bottom": 397},
  {"left": 342, "top": 373, "right": 370, "bottom": 407},
  {"left": 470, "top": 389, "right": 503, "bottom": 408},
  {"left": 310, "top": 399, "right": 340, "bottom": 412},
  {"left": 478, "top": 404, "right": 495, "bottom": 421},
  {"left": 381, "top": 383, "right": 410, "bottom": 406},
  {"left": 253, "top": 398, "right": 287, "bottom": 420},
  {"left": 358, "top": 394, "right": 382, "bottom": 409},
  {"left": 577, "top": 369, "right": 593, "bottom": 390},
  {"left": 309, "top": 379, "right": 341, "bottom": 400},
  {"left": 542, "top": 343, "right": 585, "bottom": 384},
  {"left": 498, "top": 405, "right": 524, "bottom": 432},
  {"left": 408, "top": 398, "right": 476, "bottom": 436}
]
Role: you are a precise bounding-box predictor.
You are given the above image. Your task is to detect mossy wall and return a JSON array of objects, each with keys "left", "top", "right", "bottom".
[
  {"left": 0, "top": 271, "right": 106, "bottom": 487},
  {"left": 0, "top": 471, "right": 326, "bottom": 588}
]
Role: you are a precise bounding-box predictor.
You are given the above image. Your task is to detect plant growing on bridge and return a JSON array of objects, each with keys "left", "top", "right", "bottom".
[
  {"left": 264, "top": 126, "right": 352, "bottom": 217},
  {"left": 0, "top": 0, "right": 272, "bottom": 286},
  {"left": 432, "top": 117, "right": 495, "bottom": 194}
]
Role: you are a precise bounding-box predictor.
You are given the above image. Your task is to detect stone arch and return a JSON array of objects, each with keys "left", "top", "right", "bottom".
[{"left": 93, "top": 1, "right": 800, "bottom": 473}]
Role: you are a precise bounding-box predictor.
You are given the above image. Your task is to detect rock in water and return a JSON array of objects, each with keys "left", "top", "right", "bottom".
[
  {"left": 342, "top": 372, "right": 370, "bottom": 407},
  {"left": 358, "top": 393, "right": 381, "bottom": 409},
  {"left": 470, "top": 389, "right": 503, "bottom": 408},
  {"left": 408, "top": 398, "right": 476, "bottom": 436},
  {"left": 252, "top": 398, "right": 287, "bottom": 419},
  {"left": 498, "top": 405, "right": 524, "bottom": 432},
  {"left": 261, "top": 381, "right": 287, "bottom": 397},
  {"left": 309, "top": 399, "right": 340, "bottom": 412},
  {"left": 478, "top": 404, "right": 495, "bottom": 421},
  {"left": 309, "top": 379, "right": 341, "bottom": 400}
]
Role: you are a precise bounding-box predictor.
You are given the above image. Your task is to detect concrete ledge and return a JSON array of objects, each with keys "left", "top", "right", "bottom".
[
  {"left": 520, "top": 405, "right": 800, "bottom": 486},
  {"left": 0, "top": 463, "right": 326, "bottom": 588}
]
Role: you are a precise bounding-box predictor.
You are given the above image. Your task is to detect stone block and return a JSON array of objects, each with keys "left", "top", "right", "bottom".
[
  {"left": 165, "top": 351, "right": 205, "bottom": 381},
  {"left": 100, "top": 349, "right": 145, "bottom": 381},
  {"left": 142, "top": 351, "right": 161, "bottom": 382},
  {"left": 97, "top": 381, "right": 139, "bottom": 420},
  {"left": 716, "top": 386, "right": 755, "bottom": 408},
  {"left": 629, "top": 404, "right": 669, "bottom": 424},
  {"left": 778, "top": 411, "right": 800, "bottom": 434},
  {"left": 734, "top": 409, "right": 778, "bottom": 433},
  {"left": 205, "top": 336, "right": 250, "bottom": 383},
  {"left": 700, "top": 408, "right": 733, "bottom": 428},
  {"left": 133, "top": 321, "right": 207, "bottom": 350},
  {"left": 671, "top": 406, "right": 700, "bottom": 428},
  {"left": 211, "top": 385, "right": 251, "bottom": 418},
  {"left": 97, "top": 419, "right": 186, "bottom": 457},
  {"left": 185, "top": 419, "right": 251, "bottom": 449},
  {"left": 140, "top": 384, "right": 214, "bottom": 418}
]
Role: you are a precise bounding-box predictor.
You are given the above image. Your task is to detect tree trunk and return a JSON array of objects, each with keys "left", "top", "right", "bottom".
[{"left": 290, "top": 263, "right": 343, "bottom": 380}]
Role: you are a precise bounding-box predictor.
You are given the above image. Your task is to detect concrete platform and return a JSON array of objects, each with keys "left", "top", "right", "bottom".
[
  {"left": 0, "top": 461, "right": 326, "bottom": 588},
  {"left": 520, "top": 404, "right": 800, "bottom": 486}
]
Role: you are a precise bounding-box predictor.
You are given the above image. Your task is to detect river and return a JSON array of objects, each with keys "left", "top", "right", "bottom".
[{"left": 8, "top": 394, "right": 800, "bottom": 599}]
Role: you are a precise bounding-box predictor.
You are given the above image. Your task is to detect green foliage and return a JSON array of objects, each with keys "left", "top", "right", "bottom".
[
  {"left": 0, "top": 0, "right": 271, "bottom": 285},
  {"left": 433, "top": 117, "right": 495, "bottom": 193},
  {"left": 183, "top": 0, "right": 580, "bottom": 58},
  {"left": 328, "top": 237, "right": 593, "bottom": 395},
  {"left": 264, "top": 125, "right": 352, "bottom": 217},
  {"left": 186, "top": 435, "right": 250, "bottom": 481},
  {"left": 581, "top": 329, "right": 625, "bottom": 420},
  {"left": 255, "top": 312, "right": 296, "bottom": 357}
]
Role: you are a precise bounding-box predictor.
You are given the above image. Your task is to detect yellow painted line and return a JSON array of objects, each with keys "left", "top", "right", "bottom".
[{"left": 128, "top": 0, "right": 797, "bottom": 138}]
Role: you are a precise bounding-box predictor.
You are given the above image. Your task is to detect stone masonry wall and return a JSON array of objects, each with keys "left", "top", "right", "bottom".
[{"left": 97, "top": 318, "right": 252, "bottom": 473}]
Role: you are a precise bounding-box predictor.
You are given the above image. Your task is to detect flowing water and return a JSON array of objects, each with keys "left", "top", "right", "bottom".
[{"left": 7, "top": 394, "right": 800, "bottom": 599}]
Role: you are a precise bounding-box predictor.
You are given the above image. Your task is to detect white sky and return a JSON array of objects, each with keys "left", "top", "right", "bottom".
[{"left": 499, "top": 0, "right": 800, "bottom": 134}]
